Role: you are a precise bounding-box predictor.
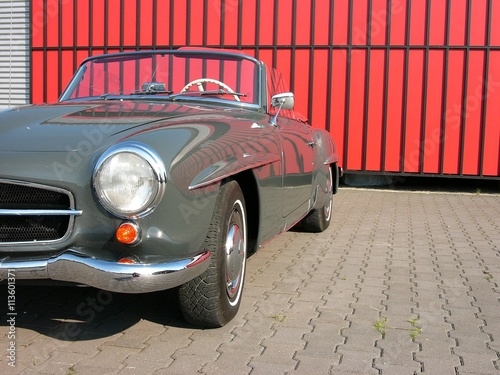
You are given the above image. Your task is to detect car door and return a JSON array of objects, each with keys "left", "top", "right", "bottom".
[{"left": 277, "top": 116, "right": 315, "bottom": 219}]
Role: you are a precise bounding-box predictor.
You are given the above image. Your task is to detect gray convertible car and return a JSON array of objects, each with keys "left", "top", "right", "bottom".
[{"left": 0, "top": 48, "right": 341, "bottom": 327}]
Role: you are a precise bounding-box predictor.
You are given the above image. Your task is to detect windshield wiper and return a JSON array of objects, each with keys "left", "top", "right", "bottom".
[
  {"left": 167, "top": 90, "right": 246, "bottom": 101},
  {"left": 200, "top": 90, "right": 246, "bottom": 98}
]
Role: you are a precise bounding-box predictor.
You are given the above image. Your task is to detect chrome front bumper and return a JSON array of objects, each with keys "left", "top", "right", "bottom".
[{"left": 0, "top": 250, "right": 211, "bottom": 293}]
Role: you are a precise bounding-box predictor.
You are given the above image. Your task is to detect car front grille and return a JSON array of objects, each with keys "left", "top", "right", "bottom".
[{"left": 0, "top": 181, "right": 80, "bottom": 244}]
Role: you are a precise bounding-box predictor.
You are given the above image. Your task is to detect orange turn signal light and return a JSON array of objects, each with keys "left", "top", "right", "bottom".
[
  {"left": 117, "top": 257, "right": 138, "bottom": 264},
  {"left": 116, "top": 222, "right": 140, "bottom": 245}
]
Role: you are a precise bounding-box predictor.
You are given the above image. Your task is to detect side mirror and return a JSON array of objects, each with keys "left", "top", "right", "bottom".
[{"left": 271, "top": 92, "right": 294, "bottom": 110}]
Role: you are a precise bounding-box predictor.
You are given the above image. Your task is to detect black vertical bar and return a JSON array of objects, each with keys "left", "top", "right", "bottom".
[
  {"left": 89, "top": 0, "right": 93, "bottom": 56},
  {"left": 307, "top": 0, "right": 315, "bottom": 124},
  {"left": 220, "top": 0, "right": 225, "bottom": 46},
  {"left": 439, "top": 0, "right": 451, "bottom": 175},
  {"left": 186, "top": 0, "right": 191, "bottom": 46},
  {"left": 361, "top": 0, "right": 372, "bottom": 172},
  {"left": 272, "top": 0, "right": 279, "bottom": 70},
  {"left": 120, "top": 0, "right": 125, "bottom": 51},
  {"left": 255, "top": 0, "right": 261, "bottom": 60},
  {"left": 73, "top": 0, "right": 78, "bottom": 72},
  {"left": 104, "top": 0, "right": 108, "bottom": 53},
  {"left": 203, "top": 0, "right": 208, "bottom": 46},
  {"left": 58, "top": 0, "right": 62, "bottom": 95},
  {"left": 185, "top": 0, "right": 191, "bottom": 46},
  {"left": 237, "top": 0, "right": 243, "bottom": 50},
  {"left": 419, "top": 0, "right": 431, "bottom": 174},
  {"left": 479, "top": 0, "right": 492, "bottom": 177},
  {"left": 324, "top": 0, "right": 335, "bottom": 133},
  {"left": 152, "top": 0, "right": 157, "bottom": 48},
  {"left": 43, "top": 0, "right": 47, "bottom": 102},
  {"left": 290, "top": 0, "right": 297, "bottom": 94},
  {"left": 136, "top": 0, "right": 141, "bottom": 50},
  {"left": 169, "top": 0, "right": 174, "bottom": 47},
  {"left": 459, "top": 0, "right": 472, "bottom": 176},
  {"left": 399, "top": 1, "right": 411, "bottom": 173},
  {"left": 343, "top": 0, "right": 353, "bottom": 171},
  {"left": 380, "top": 0, "right": 392, "bottom": 173}
]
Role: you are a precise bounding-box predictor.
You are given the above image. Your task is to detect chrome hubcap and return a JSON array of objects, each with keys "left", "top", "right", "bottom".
[{"left": 225, "top": 204, "right": 246, "bottom": 305}]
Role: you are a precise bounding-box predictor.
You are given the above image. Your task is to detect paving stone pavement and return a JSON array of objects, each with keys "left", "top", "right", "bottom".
[{"left": 1, "top": 186, "right": 499, "bottom": 375}]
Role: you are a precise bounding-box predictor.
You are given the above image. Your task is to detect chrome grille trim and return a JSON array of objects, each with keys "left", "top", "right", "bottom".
[
  {"left": 0, "top": 179, "right": 81, "bottom": 246},
  {"left": 0, "top": 209, "right": 82, "bottom": 216}
]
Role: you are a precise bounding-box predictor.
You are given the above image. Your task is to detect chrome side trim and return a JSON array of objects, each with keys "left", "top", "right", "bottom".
[{"left": 0, "top": 250, "right": 211, "bottom": 293}]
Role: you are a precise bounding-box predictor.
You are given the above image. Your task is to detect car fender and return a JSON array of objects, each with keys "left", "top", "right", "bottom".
[{"left": 189, "top": 152, "right": 281, "bottom": 190}]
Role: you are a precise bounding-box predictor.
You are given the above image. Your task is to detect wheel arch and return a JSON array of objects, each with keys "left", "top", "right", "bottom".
[{"left": 226, "top": 169, "right": 260, "bottom": 254}]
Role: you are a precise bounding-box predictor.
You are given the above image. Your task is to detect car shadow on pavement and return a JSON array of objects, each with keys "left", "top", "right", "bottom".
[{"left": 0, "top": 284, "right": 195, "bottom": 341}]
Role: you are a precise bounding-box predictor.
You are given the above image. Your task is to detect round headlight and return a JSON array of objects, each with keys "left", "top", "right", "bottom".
[{"left": 93, "top": 142, "right": 166, "bottom": 218}]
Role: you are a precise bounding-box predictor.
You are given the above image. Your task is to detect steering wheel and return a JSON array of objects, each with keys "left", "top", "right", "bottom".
[{"left": 181, "top": 78, "right": 240, "bottom": 101}]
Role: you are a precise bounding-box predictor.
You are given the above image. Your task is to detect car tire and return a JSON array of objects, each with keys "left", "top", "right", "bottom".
[
  {"left": 301, "top": 166, "right": 333, "bottom": 233},
  {"left": 178, "top": 180, "right": 247, "bottom": 327}
]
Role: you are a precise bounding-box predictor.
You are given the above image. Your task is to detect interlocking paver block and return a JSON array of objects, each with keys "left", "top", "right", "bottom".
[{"left": 2, "top": 188, "right": 500, "bottom": 374}]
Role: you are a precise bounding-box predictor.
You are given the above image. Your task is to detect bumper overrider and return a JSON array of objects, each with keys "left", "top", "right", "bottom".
[{"left": 0, "top": 250, "right": 211, "bottom": 293}]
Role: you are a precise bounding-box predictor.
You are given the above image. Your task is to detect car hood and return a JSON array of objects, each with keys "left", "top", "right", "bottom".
[{"left": 0, "top": 100, "right": 239, "bottom": 152}]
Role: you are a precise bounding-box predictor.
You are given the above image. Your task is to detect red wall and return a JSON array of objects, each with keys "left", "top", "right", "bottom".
[{"left": 31, "top": 0, "right": 500, "bottom": 178}]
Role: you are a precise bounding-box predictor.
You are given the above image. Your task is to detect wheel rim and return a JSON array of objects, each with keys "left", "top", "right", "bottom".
[
  {"left": 224, "top": 200, "right": 246, "bottom": 306},
  {"left": 324, "top": 168, "right": 333, "bottom": 221}
]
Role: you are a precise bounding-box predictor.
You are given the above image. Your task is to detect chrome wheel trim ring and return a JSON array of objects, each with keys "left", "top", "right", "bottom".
[
  {"left": 224, "top": 200, "right": 246, "bottom": 306},
  {"left": 324, "top": 168, "right": 333, "bottom": 221}
]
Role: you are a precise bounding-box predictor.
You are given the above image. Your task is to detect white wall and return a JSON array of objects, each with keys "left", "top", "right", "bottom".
[{"left": 0, "top": 1, "right": 30, "bottom": 109}]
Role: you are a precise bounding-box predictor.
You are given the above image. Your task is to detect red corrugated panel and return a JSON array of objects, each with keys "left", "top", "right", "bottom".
[
  {"left": 347, "top": 50, "right": 367, "bottom": 171},
  {"left": 139, "top": 0, "right": 154, "bottom": 46},
  {"left": 310, "top": 49, "right": 328, "bottom": 130},
  {"left": 469, "top": 0, "right": 488, "bottom": 46},
  {"left": 370, "top": 0, "right": 388, "bottom": 46},
  {"left": 462, "top": 51, "right": 486, "bottom": 175},
  {"left": 385, "top": 50, "right": 405, "bottom": 172},
  {"left": 188, "top": 0, "right": 205, "bottom": 45},
  {"left": 172, "top": 0, "right": 187, "bottom": 46},
  {"left": 428, "top": 0, "right": 446, "bottom": 46},
  {"left": 422, "top": 50, "right": 445, "bottom": 174},
  {"left": 483, "top": 51, "right": 500, "bottom": 176},
  {"left": 28, "top": 0, "right": 500, "bottom": 179},
  {"left": 365, "top": 50, "right": 385, "bottom": 171},
  {"left": 76, "top": 0, "right": 90, "bottom": 46},
  {"left": 330, "top": 50, "right": 348, "bottom": 165},
  {"left": 314, "top": 0, "right": 331, "bottom": 45},
  {"left": 389, "top": 0, "right": 407, "bottom": 45},
  {"left": 449, "top": 0, "right": 467, "bottom": 45},
  {"left": 155, "top": 0, "right": 171, "bottom": 46},
  {"left": 332, "top": 1, "right": 349, "bottom": 45},
  {"left": 443, "top": 50, "right": 465, "bottom": 175},
  {"left": 61, "top": 1, "right": 74, "bottom": 47},
  {"left": 404, "top": 50, "right": 425, "bottom": 173}
]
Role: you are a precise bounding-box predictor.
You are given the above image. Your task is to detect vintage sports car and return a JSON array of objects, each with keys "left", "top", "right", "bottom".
[{"left": 0, "top": 48, "right": 341, "bottom": 327}]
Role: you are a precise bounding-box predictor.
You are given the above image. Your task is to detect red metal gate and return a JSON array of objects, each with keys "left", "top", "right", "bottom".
[{"left": 31, "top": 0, "right": 500, "bottom": 178}]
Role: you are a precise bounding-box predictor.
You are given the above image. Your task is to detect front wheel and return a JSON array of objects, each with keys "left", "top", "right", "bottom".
[{"left": 178, "top": 180, "right": 247, "bottom": 327}]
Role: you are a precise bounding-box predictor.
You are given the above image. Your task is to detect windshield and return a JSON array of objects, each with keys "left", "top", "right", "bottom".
[{"left": 61, "top": 50, "right": 260, "bottom": 105}]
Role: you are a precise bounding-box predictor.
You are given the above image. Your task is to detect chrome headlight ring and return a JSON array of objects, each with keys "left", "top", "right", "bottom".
[{"left": 93, "top": 141, "right": 167, "bottom": 219}]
